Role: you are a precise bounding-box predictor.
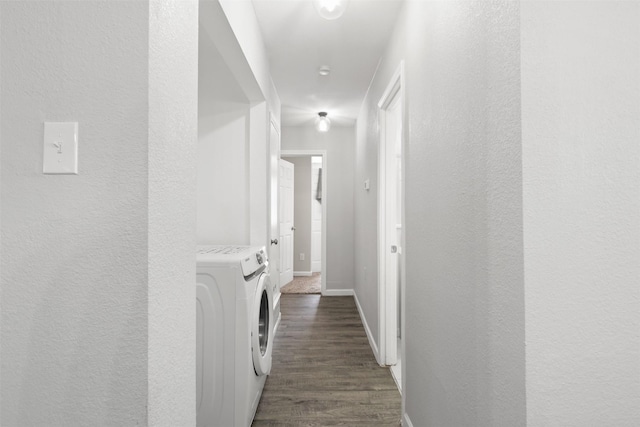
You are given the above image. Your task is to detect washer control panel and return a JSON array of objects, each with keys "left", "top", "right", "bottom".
[{"left": 240, "top": 247, "right": 268, "bottom": 278}]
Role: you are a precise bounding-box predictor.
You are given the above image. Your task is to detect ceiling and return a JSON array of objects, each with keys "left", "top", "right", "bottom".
[{"left": 251, "top": 0, "right": 403, "bottom": 127}]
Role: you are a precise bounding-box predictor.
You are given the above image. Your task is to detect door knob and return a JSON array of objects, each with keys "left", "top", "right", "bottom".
[
  {"left": 291, "top": 226, "right": 296, "bottom": 231},
  {"left": 271, "top": 239, "right": 279, "bottom": 245},
  {"left": 390, "top": 245, "right": 398, "bottom": 253}
]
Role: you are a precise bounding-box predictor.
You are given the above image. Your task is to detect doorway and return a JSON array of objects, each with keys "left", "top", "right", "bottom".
[
  {"left": 280, "top": 150, "right": 328, "bottom": 295},
  {"left": 280, "top": 155, "right": 323, "bottom": 294},
  {"left": 378, "top": 62, "right": 405, "bottom": 393}
]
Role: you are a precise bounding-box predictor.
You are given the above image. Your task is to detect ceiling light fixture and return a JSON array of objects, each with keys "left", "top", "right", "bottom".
[
  {"left": 316, "top": 112, "right": 331, "bottom": 132},
  {"left": 313, "top": 0, "right": 349, "bottom": 20},
  {"left": 319, "top": 66, "right": 331, "bottom": 76}
]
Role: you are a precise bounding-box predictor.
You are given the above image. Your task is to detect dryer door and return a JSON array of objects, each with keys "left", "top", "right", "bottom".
[{"left": 252, "top": 273, "right": 273, "bottom": 376}]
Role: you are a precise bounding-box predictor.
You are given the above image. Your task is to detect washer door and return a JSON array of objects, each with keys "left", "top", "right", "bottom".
[{"left": 251, "top": 273, "right": 273, "bottom": 376}]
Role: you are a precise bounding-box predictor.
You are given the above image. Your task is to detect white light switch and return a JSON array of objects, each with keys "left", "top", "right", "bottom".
[{"left": 43, "top": 122, "right": 78, "bottom": 175}]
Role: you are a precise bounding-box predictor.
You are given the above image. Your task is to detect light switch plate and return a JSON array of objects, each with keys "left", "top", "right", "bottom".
[{"left": 43, "top": 122, "right": 78, "bottom": 175}]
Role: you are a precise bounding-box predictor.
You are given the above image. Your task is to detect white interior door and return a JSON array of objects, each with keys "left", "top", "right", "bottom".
[
  {"left": 269, "top": 121, "right": 281, "bottom": 292},
  {"left": 378, "top": 64, "right": 405, "bottom": 377},
  {"left": 384, "top": 92, "right": 401, "bottom": 366},
  {"left": 279, "top": 159, "right": 294, "bottom": 286}
]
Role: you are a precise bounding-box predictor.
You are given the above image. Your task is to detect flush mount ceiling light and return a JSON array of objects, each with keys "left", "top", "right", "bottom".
[
  {"left": 315, "top": 112, "right": 331, "bottom": 132},
  {"left": 318, "top": 66, "right": 331, "bottom": 76},
  {"left": 313, "top": 0, "right": 349, "bottom": 20}
]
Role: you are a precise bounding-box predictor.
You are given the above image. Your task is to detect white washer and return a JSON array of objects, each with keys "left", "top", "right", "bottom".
[{"left": 196, "top": 245, "right": 273, "bottom": 427}]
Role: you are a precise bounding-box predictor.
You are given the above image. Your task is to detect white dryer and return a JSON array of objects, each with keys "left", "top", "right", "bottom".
[{"left": 196, "top": 245, "right": 273, "bottom": 427}]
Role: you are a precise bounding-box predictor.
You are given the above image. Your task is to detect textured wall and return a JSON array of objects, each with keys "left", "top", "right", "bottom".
[
  {"left": 0, "top": 3, "right": 4, "bottom": 422},
  {"left": 355, "top": 1, "right": 525, "bottom": 425},
  {"left": 1, "top": 1, "right": 198, "bottom": 425},
  {"left": 354, "top": 96, "right": 380, "bottom": 347},
  {"left": 522, "top": 2, "right": 640, "bottom": 425},
  {"left": 148, "top": 0, "right": 198, "bottom": 425},
  {"left": 404, "top": 2, "right": 525, "bottom": 424},
  {"left": 282, "top": 126, "right": 355, "bottom": 291},
  {"left": 1, "top": 2, "right": 149, "bottom": 425}
]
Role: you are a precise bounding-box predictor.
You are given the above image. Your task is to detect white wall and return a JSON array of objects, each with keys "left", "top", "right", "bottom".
[
  {"left": 0, "top": 1, "right": 3, "bottom": 415},
  {"left": 282, "top": 126, "right": 355, "bottom": 291},
  {"left": 356, "top": 1, "right": 639, "bottom": 425},
  {"left": 201, "top": 0, "right": 281, "bottom": 252},
  {"left": 283, "top": 156, "right": 312, "bottom": 273},
  {"left": 522, "top": 2, "right": 640, "bottom": 425},
  {"left": 1, "top": 1, "right": 197, "bottom": 425},
  {"left": 355, "top": 1, "right": 525, "bottom": 425},
  {"left": 148, "top": 1, "right": 199, "bottom": 424},
  {"left": 218, "top": 0, "right": 280, "bottom": 125},
  {"left": 0, "top": 4, "right": 4, "bottom": 422},
  {"left": 198, "top": 26, "right": 251, "bottom": 245},
  {"left": 197, "top": 107, "right": 249, "bottom": 244},
  {"left": 355, "top": 85, "right": 381, "bottom": 345}
]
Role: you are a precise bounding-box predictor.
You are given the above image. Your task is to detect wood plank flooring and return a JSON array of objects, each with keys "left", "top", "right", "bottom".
[{"left": 253, "top": 295, "right": 401, "bottom": 426}]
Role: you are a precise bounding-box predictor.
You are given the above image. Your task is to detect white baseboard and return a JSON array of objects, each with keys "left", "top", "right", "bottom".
[
  {"left": 402, "top": 413, "right": 413, "bottom": 427},
  {"left": 322, "top": 289, "right": 353, "bottom": 296},
  {"left": 353, "top": 291, "right": 381, "bottom": 365},
  {"left": 293, "top": 271, "right": 312, "bottom": 277},
  {"left": 390, "top": 361, "right": 402, "bottom": 393}
]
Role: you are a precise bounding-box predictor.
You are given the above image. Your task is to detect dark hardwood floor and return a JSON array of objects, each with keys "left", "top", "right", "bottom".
[{"left": 253, "top": 295, "right": 401, "bottom": 426}]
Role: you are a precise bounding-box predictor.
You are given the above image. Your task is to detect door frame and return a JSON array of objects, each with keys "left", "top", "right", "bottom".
[
  {"left": 268, "top": 115, "right": 281, "bottom": 290},
  {"left": 377, "top": 61, "right": 406, "bottom": 368},
  {"left": 280, "top": 149, "right": 328, "bottom": 295}
]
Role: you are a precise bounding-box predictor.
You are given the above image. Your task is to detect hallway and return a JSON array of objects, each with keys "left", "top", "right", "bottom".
[
  {"left": 1, "top": 1, "right": 639, "bottom": 425},
  {"left": 253, "top": 295, "right": 401, "bottom": 426}
]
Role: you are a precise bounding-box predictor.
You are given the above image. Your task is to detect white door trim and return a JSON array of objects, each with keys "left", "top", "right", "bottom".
[
  {"left": 281, "top": 149, "right": 328, "bottom": 295},
  {"left": 377, "top": 61, "right": 405, "bottom": 369},
  {"left": 268, "top": 116, "right": 281, "bottom": 291}
]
